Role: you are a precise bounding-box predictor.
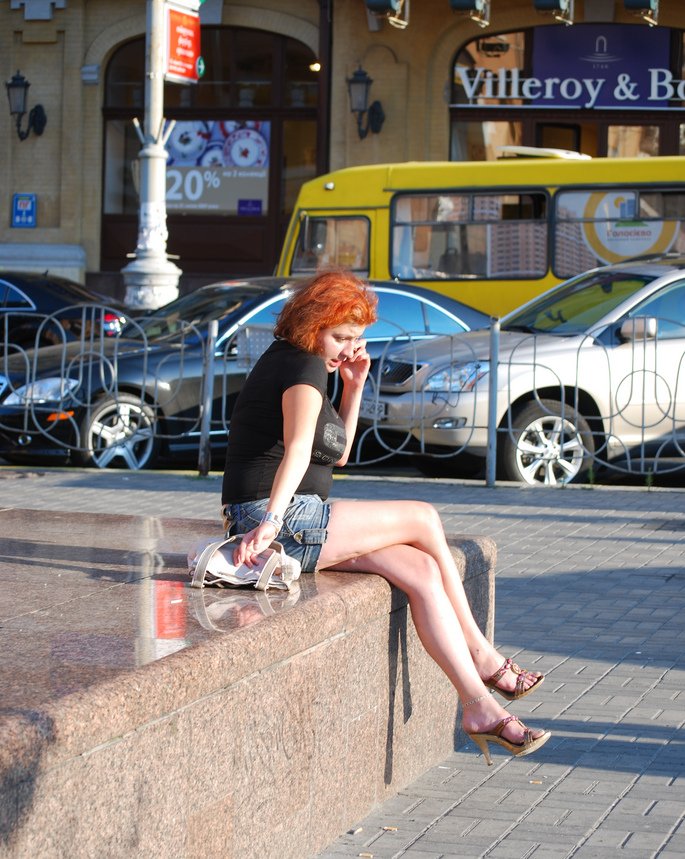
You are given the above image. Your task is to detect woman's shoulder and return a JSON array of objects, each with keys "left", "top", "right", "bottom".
[{"left": 268, "top": 339, "right": 326, "bottom": 386}]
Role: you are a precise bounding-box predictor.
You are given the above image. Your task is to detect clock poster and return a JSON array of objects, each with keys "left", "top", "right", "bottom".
[{"left": 165, "top": 120, "right": 270, "bottom": 215}]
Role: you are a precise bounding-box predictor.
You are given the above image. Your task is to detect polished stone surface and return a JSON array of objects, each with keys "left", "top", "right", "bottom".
[
  {"left": 0, "top": 501, "right": 495, "bottom": 859},
  {"left": 0, "top": 508, "right": 323, "bottom": 712}
]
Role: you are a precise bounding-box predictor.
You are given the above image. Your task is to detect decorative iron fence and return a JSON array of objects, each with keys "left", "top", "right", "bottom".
[{"left": 1, "top": 305, "right": 684, "bottom": 485}]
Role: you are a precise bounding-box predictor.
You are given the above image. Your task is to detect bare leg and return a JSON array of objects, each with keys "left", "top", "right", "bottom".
[
  {"left": 318, "top": 503, "right": 545, "bottom": 742},
  {"left": 318, "top": 499, "right": 540, "bottom": 695}
]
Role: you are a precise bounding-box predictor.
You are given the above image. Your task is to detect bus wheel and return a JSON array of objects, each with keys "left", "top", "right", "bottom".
[{"left": 500, "top": 399, "right": 594, "bottom": 486}]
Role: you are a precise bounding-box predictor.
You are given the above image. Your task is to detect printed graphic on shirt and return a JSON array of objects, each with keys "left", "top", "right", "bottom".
[{"left": 312, "top": 421, "right": 346, "bottom": 465}]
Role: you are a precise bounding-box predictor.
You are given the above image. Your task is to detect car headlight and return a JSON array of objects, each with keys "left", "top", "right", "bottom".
[
  {"left": 3, "top": 377, "right": 79, "bottom": 405},
  {"left": 425, "top": 361, "right": 489, "bottom": 393}
]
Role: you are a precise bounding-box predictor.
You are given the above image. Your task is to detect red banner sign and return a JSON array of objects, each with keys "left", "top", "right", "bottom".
[{"left": 165, "top": 5, "right": 201, "bottom": 84}]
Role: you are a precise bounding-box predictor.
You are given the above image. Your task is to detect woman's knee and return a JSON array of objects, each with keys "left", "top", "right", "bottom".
[
  {"left": 403, "top": 551, "right": 443, "bottom": 598},
  {"left": 414, "top": 501, "right": 444, "bottom": 536}
]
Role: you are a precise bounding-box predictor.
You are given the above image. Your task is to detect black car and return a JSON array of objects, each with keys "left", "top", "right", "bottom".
[
  {"left": 0, "top": 271, "right": 128, "bottom": 348},
  {"left": 0, "top": 277, "right": 488, "bottom": 470}
]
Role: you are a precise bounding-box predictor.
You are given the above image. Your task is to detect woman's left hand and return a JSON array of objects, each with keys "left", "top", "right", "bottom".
[
  {"left": 232, "top": 521, "right": 278, "bottom": 567},
  {"left": 339, "top": 339, "right": 370, "bottom": 388}
]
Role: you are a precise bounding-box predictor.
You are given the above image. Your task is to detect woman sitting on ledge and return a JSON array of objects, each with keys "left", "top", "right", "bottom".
[{"left": 222, "top": 269, "right": 550, "bottom": 765}]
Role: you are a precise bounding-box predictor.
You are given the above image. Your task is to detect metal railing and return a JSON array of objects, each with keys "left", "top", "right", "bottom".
[
  {"left": 1, "top": 304, "right": 684, "bottom": 484},
  {"left": 353, "top": 317, "right": 685, "bottom": 485}
]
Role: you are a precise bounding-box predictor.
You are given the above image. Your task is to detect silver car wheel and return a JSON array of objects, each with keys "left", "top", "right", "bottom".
[
  {"left": 503, "top": 399, "right": 594, "bottom": 486},
  {"left": 78, "top": 394, "right": 159, "bottom": 470}
]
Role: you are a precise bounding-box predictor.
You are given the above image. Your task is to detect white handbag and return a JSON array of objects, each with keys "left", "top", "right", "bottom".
[{"left": 188, "top": 534, "right": 301, "bottom": 591}]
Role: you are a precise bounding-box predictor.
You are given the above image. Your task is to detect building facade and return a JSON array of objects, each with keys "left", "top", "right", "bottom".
[{"left": 1, "top": 0, "right": 684, "bottom": 301}]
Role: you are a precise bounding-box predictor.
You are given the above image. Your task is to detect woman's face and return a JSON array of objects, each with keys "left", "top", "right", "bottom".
[{"left": 315, "top": 322, "right": 366, "bottom": 372}]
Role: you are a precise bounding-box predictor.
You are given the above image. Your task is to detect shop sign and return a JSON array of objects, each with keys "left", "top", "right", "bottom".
[
  {"left": 560, "top": 190, "right": 678, "bottom": 264},
  {"left": 165, "top": 120, "right": 270, "bottom": 215},
  {"left": 456, "top": 23, "right": 679, "bottom": 110},
  {"left": 165, "top": 3, "right": 201, "bottom": 84}
]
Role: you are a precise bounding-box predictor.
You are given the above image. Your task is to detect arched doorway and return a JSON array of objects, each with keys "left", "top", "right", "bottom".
[{"left": 101, "top": 26, "right": 321, "bottom": 283}]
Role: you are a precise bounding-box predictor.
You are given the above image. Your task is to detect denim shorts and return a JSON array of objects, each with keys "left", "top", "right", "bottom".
[{"left": 224, "top": 494, "right": 331, "bottom": 573}]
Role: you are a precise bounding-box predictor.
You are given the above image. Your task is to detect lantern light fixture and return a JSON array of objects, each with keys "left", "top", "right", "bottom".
[
  {"left": 346, "top": 66, "right": 385, "bottom": 140},
  {"left": 5, "top": 70, "right": 47, "bottom": 141}
]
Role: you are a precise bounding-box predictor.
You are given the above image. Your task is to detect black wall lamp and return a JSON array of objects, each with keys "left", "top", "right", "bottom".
[
  {"left": 346, "top": 66, "right": 385, "bottom": 140},
  {"left": 5, "top": 70, "right": 47, "bottom": 141}
]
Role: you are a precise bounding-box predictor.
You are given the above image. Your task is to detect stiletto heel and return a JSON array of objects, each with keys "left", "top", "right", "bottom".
[
  {"left": 468, "top": 733, "right": 493, "bottom": 766},
  {"left": 485, "top": 657, "right": 544, "bottom": 701},
  {"left": 467, "top": 715, "right": 551, "bottom": 767}
]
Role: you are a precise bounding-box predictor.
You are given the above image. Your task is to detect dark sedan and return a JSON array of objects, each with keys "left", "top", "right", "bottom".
[
  {"left": 0, "top": 277, "right": 488, "bottom": 470},
  {"left": 0, "top": 271, "right": 128, "bottom": 348}
]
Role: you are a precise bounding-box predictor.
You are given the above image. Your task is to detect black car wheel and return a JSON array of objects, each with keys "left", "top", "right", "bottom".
[
  {"left": 500, "top": 399, "right": 594, "bottom": 485},
  {"left": 74, "top": 393, "right": 160, "bottom": 470}
]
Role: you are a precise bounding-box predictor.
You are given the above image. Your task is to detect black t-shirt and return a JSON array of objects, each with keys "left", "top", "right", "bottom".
[{"left": 222, "top": 339, "right": 346, "bottom": 504}]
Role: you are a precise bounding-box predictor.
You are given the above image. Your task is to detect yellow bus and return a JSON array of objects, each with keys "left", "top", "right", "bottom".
[{"left": 276, "top": 153, "right": 685, "bottom": 316}]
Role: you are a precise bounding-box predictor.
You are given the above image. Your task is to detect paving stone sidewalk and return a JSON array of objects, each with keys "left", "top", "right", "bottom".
[{"left": 1, "top": 467, "right": 684, "bottom": 858}]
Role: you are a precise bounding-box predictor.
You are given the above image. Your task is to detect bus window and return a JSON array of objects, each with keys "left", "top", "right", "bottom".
[
  {"left": 391, "top": 191, "right": 548, "bottom": 281},
  {"left": 554, "top": 188, "right": 685, "bottom": 278},
  {"left": 291, "top": 216, "right": 370, "bottom": 274}
]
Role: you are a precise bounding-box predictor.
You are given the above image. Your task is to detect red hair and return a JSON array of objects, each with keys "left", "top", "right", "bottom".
[{"left": 275, "top": 269, "right": 378, "bottom": 353}]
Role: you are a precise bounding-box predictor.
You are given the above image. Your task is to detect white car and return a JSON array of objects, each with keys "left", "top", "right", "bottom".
[{"left": 359, "top": 257, "right": 685, "bottom": 485}]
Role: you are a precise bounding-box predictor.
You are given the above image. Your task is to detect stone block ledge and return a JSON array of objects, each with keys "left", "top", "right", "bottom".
[{"left": 0, "top": 508, "right": 495, "bottom": 859}]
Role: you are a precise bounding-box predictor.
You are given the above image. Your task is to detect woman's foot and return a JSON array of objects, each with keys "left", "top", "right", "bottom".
[
  {"left": 467, "top": 715, "right": 551, "bottom": 766},
  {"left": 461, "top": 695, "right": 545, "bottom": 745},
  {"left": 481, "top": 656, "right": 544, "bottom": 701},
  {"left": 462, "top": 695, "right": 550, "bottom": 766}
]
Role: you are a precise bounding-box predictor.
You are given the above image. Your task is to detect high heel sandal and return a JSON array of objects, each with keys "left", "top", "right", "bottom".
[
  {"left": 467, "top": 715, "right": 551, "bottom": 766},
  {"left": 485, "top": 657, "right": 544, "bottom": 701}
]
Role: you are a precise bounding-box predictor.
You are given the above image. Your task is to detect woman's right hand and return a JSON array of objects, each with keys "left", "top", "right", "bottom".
[{"left": 233, "top": 521, "right": 278, "bottom": 567}]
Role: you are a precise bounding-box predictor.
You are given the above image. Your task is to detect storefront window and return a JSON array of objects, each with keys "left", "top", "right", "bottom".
[
  {"left": 451, "top": 120, "right": 522, "bottom": 161},
  {"left": 607, "top": 126, "right": 660, "bottom": 158},
  {"left": 452, "top": 33, "right": 526, "bottom": 107},
  {"left": 450, "top": 24, "right": 685, "bottom": 160},
  {"left": 282, "top": 120, "right": 317, "bottom": 212},
  {"left": 103, "top": 121, "right": 141, "bottom": 215},
  {"left": 285, "top": 41, "right": 319, "bottom": 108},
  {"left": 103, "top": 28, "right": 318, "bottom": 218}
]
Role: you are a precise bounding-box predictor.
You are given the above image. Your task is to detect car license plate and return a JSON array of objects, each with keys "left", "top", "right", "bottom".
[{"left": 360, "top": 397, "right": 387, "bottom": 420}]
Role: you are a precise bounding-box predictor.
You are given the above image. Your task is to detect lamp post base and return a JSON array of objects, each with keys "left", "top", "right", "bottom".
[{"left": 122, "top": 254, "right": 182, "bottom": 310}]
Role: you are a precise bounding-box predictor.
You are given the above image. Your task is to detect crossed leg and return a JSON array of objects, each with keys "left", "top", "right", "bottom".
[{"left": 317, "top": 499, "right": 545, "bottom": 743}]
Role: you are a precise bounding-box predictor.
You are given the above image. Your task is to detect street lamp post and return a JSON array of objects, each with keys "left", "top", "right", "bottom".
[{"left": 122, "top": 0, "right": 181, "bottom": 310}]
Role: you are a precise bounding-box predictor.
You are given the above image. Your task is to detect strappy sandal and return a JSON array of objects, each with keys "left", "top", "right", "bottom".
[
  {"left": 467, "top": 715, "right": 551, "bottom": 766},
  {"left": 485, "top": 657, "right": 544, "bottom": 701}
]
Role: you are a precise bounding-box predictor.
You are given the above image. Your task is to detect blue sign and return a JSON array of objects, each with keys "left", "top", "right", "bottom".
[
  {"left": 238, "top": 199, "right": 263, "bottom": 216},
  {"left": 533, "top": 23, "right": 671, "bottom": 109},
  {"left": 12, "top": 193, "right": 37, "bottom": 228}
]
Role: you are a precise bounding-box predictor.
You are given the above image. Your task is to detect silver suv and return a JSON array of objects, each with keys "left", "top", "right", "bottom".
[{"left": 359, "top": 257, "right": 685, "bottom": 485}]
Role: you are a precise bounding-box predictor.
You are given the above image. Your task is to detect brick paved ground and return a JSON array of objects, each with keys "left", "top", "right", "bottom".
[{"left": 1, "top": 466, "right": 684, "bottom": 858}]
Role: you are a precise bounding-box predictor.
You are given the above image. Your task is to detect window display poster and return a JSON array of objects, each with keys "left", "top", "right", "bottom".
[{"left": 165, "top": 120, "right": 270, "bottom": 215}]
